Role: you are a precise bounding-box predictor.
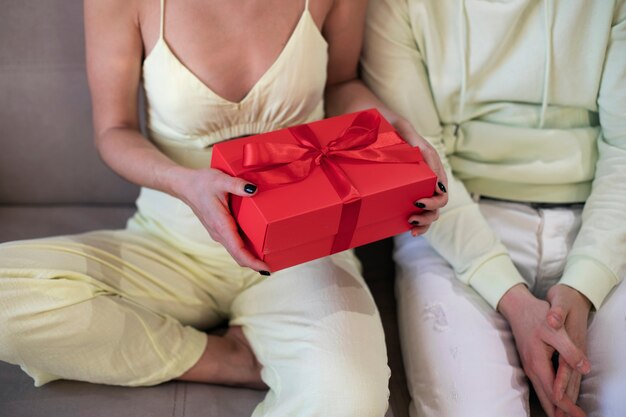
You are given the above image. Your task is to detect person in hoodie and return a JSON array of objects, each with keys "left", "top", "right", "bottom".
[{"left": 362, "top": 1, "right": 626, "bottom": 416}]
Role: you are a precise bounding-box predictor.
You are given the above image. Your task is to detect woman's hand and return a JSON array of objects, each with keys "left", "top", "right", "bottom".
[
  {"left": 499, "top": 284, "right": 591, "bottom": 417},
  {"left": 318, "top": 0, "right": 446, "bottom": 239},
  {"left": 394, "top": 119, "right": 448, "bottom": 236},
  {"left": 172, "top": 166, "right": 271, "bottom": 273},
  {"left": 546, "top": 284, "right": 592, "bottom": 417}
]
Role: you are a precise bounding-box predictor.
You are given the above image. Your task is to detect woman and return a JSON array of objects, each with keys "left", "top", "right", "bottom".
[
  {"left": 362, "top": 0, "right": 626, "bottom": 416},
  {"left": 0, "top": 0, "right": 447, "bottom": 415}
]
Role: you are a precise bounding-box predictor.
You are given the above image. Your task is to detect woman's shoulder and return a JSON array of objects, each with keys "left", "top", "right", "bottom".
[
  {"left": 84, "top": 0, "right": 161, "bottom": 53},
  {"left": 84, "top": 0, "right": 144, "bottom": 27}
]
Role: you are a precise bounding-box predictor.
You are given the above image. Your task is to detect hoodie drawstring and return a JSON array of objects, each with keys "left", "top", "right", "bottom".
[
  {"left": 457, "top": 0, "right": 554, "bottom": 131},
  {"left": 456, "top": 0, "right": 468, "bottom": 137},
  {"left": 539, "top": 0, "right": 554, "bottom": 128}
]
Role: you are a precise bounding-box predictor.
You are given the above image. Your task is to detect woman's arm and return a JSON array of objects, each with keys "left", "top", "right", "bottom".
[
  {"left": 322, "top": 0, "right": 448, "bottom": 233},
  {"left": 83, "top": 0, "right": 269, "bottom": 272}
]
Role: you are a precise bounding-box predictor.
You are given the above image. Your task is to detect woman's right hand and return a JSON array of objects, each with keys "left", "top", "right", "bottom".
[
  {"left": 393, "top": 118, "right": 448, "bottom": 236},
  {"left": 172, "top": 167, "right": 271, "bottom": 273}
]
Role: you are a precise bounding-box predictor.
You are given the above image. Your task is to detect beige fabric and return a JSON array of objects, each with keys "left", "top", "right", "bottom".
[
  {"left": 0, "top": 226, "right": 391, "bottom": 415},
  {"left": 0, "top": 1, "right": 392, "bottom": 415},
  {"left": 143, "top": 0, "right": 327, "bottom": 156},
  {"left": 136, "top": 0, "right": 329, "bottom": 238}
]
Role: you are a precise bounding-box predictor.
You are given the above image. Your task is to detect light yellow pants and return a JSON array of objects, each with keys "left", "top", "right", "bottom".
[{"left": 0, "top": 190, "right": 390, "bottom": 416}]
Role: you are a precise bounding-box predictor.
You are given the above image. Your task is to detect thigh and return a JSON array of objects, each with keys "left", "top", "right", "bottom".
[
  {"left": 393, "top": 233, "right": 530, "bottom": 417},
  {"left": 0, "top": 230, "right": 229, "bottom": 327},
  {"left": 0, "top": 230, "right": 216, "bottom": 386},
  {"left": 230, "top": 251, "right": 390, "bottom": 417},
  {"left": 579, "top": 279, "right": 626, "bottom": 417},
  {"left": 478, "top": 199, "right": 541, "bottom": 288}
]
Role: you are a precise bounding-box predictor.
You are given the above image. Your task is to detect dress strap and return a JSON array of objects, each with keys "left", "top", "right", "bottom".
[
  {"left": 159, "top": 0, "right": 165, "bottom": 39},
  {"left": 304, "top": 0, "right": 309, "bottom": 11}
]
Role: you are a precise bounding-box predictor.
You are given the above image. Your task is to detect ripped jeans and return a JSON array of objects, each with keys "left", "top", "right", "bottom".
[{"left": 393, "top": 198, "right": 626, "bottom": 417}]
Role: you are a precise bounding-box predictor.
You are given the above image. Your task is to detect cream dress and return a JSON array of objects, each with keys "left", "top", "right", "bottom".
[{"left": 0, "top": 1, "right": 390, "bottom": 416}]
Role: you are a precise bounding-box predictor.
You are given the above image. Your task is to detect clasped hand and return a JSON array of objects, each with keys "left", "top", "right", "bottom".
[
  {"left": 500, "top": 284, "right": 592, "bottom": 417},
  {"left": 547, "top": 284, "right": 592, "bottom": 417}
]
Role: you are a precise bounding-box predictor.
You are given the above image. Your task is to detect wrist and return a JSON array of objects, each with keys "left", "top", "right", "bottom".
[
  {"left": 391, "top": 118, "right": 421, "bottom": 147},
  {"left": 497, "top": 283, "right": 532, "bottom": 321},
  {"left": 158, "top": 164, "right": 195, "bottom": 199},
  {"left": 391, "top": 117, "right": 410, "bottom": 133},
  {"left": 553, "top": 284, "right": 592, "bottom": 313},
  {"left": 567, "top": 285, "right": 592, "bottom": 311}
]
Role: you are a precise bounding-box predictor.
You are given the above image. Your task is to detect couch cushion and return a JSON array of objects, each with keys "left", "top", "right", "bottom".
[
  {"left": 0, "top": 1, "right": 139, "bottom": 204},
  {"left": 0, "top": 361, "right": 395, "bottom": 417},
  {"left": 0, "top": 361, "right": 265, "bottom": 417},
  {"left": 0, "top": 205, "right": 135, "bottom": 243}
]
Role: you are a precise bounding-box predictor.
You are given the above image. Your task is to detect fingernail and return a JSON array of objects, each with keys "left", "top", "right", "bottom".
[
  {"left": 577, "top": 360, "right": 590, "bottom": 374},
  {"left": 414, "top": 201, "right": 426, "bottom": 209},
  {"left": 259, "top": 270, "right": 271, "bottom": 276},
  {"left": 410, "top": 220, "right": 420, "bottom": 226},
  {"left": 548, "top": 312, "right": 563, "bottom": 328},
  {"left": 438, "top": 181, "right": 447, "bottom": 193},
  {"left": 244, "top": 184, "right": 257, "bottom": 194}
]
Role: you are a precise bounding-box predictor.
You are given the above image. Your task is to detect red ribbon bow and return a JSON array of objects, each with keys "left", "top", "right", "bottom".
[{"left": 238, "top": 110, "right": 424, "bottom": 254}]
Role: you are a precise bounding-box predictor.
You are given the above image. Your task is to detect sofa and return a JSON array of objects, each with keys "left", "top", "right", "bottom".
[{"left": 0, "top": 1, "right": 409, "bottom": 416}]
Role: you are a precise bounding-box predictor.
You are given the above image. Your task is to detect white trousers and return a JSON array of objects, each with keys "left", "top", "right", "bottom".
[{"left": 394, "top": 198, "right": 626, "bottom": 417}]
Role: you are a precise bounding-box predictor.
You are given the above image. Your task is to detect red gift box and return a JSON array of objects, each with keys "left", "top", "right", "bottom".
[{"left": 211, "top": 109, "right": 437, "bottom": 271}]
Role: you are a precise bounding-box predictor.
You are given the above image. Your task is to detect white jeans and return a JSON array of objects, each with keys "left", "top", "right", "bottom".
[{"left": 394, "top": 198, "right": 626, "bottom": 417}]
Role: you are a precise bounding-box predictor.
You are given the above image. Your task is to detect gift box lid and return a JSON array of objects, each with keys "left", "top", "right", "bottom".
[{"left": 211, "top": 109, "right": 436, "bottom": 256}]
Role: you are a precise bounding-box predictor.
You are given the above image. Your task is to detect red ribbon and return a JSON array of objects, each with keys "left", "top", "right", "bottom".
[{"left": 237, "top": 110, "right": 424, "bottom": 254}]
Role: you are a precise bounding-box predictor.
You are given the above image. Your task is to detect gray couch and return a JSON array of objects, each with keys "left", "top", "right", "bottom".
[{"left": 0, "top": 1, "right": 409, "bottom": 416}]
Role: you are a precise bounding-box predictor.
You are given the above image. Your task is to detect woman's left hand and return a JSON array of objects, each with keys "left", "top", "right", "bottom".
[{"left": 393, "top": 118, "right": 448, "bottom": 236}]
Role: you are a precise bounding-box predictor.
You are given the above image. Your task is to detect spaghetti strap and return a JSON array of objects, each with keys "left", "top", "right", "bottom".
[
  {"left": 304, "top": 0, "right": 309, "bottom": 11},
  {"left": 159, "top": 0, "right": 165, "bottom": 39}
]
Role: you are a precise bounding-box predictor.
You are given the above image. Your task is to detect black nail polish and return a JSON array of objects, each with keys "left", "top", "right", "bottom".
[
  {"left": 259, "top": 270, "right": 271, "bottom": 276},
  {"left": 414, "top": 201, "right": 426, "bottom": 209},
  {"left": 244, "top": 184, "right": 257, "bottom": 194},
  {"left": 438, "top": 182, "right": 447, "bottom": 193},
  {"left": 410, "top": 220, "right": 420, "bottom": 226}
]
